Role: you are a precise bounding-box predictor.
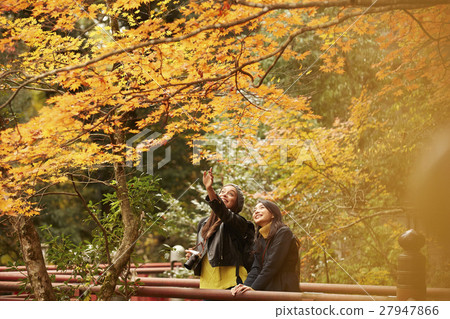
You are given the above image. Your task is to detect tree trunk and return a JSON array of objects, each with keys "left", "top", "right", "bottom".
[
  {"left": 11, "top": 215, "right": 56, "bottom": 300},
  {"left": 99, "top": 126, "right": 141, "bottom": 300},
  {"left": 98, "top": 2, "right": 140, "bottom": 300}
]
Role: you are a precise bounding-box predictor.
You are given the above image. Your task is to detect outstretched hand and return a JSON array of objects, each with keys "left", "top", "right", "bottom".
[
  {"left": 231, "top": 284, "right": 253, "bottom": 296},
  {"left": 202, "top": 167, "right": 214, "bottom": 189}
]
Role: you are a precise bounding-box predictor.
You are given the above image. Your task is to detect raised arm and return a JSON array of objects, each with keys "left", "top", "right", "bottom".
[
  {"left": 203, "top": 167, "right": 219, "bottom": 201},
  {"left": 203, "top": 168, "right": 247, "bottom": 232}
]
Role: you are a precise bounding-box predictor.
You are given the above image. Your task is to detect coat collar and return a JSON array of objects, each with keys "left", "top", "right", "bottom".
[{"left": 259, "top": 222, "right": 272, "bottom": 239}]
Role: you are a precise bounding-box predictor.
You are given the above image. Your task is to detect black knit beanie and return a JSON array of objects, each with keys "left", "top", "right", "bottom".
[
  {"left": 223, "top": 183, "right": 244, "bottom": 213},
  {"left": 258, "top": 199, "right": 282, "bottom": 219}
]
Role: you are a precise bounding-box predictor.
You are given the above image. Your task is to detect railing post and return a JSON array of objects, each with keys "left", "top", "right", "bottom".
[{"left": 397, "top": 229, "right": 426, "bottom": 300}]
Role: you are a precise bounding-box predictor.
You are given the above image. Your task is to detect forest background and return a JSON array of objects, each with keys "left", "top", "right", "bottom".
[{"left": 0, "top": 0, "right": 449, "bottom": 300}]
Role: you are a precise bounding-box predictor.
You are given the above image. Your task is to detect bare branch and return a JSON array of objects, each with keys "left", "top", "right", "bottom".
[
  {"left": 32, "top": 192, "right": 79, "bottom": 197},
  {"left": 68, "top": 173, "right": 115, "bottom": 188}
]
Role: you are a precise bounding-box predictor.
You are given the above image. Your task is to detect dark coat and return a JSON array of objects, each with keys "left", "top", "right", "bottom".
[
  {"left": 193, "top": 196, "right": 248, "bottom": 276},
  {"left": 244, "top": 225, "right": 300, "bottom": 292}
]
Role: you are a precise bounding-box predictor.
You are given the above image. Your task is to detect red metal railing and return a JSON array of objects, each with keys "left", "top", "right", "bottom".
[
  {"left": 2, "top": 265, "right": 450, "bottom": 301},
  {"left": 0, "top": 263, "right": 182, "bottom": 276},
  {"left": 0, "top": 263, "right": 450, "bottom": 301},
  {"left": 0, "top": 280, "right": 395, "bottom": 301},
  {"left": 1, "top": 229, "right": 444, "bottom": 301}
]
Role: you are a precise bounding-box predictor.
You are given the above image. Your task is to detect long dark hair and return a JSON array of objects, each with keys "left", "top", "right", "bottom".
[
  {"left": 254, "top": 200, "right": 301, "bottom": 281},
  {"left": 201, "top": 212, "right": 222, "bottom": 240},
  {"left": 254, "top": 199, "right": 285, "bottom": 253}
]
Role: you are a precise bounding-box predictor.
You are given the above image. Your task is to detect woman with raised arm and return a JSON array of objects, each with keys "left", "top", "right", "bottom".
[
  {"left": 231, "top": 199, "right": 300, "bottom": 295},
  {"left": 185, "top": 168, "right": 253, "bottom": 289}
]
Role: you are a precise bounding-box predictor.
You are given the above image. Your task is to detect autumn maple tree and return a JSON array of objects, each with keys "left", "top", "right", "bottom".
[{"left": 1, "top": 0, "right": 449, "bottom": 300}]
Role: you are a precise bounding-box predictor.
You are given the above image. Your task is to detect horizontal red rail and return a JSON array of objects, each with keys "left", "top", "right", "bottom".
[
  {"left": 0, "top": 273, "right": 199, "bottom": 288},
  {"left": 2, "top": 273, "right": 450, "bottom": 300},
  {"left": 132, "top": 286, "right": 396, "bottom": 301},
  {"left": 1, "top": 263, "right": 449, "bottom": 300},
  {"left": 0, "top": 263, "right": 182, "bottom": 272},
  {"left": 0, "top": 297, "right": 27, "bottom": 301},
  {"left": 0, "top": 268, "right": 175, "bottom": 276},
  {"left": 0, "top": 281, "right": 395, "bottom": 301}
]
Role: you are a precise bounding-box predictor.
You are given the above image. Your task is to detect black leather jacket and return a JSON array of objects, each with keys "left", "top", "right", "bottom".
[{"left": 193, "top": 196, "right": 248, "bottom": 276}]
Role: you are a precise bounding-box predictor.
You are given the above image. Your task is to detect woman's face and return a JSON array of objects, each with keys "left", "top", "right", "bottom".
[
  {"left": 252, "top": 203, "right": 273, "bottom": 227},
  {"left": 219, "top": 185, "right": 238, "bottom": 211}
]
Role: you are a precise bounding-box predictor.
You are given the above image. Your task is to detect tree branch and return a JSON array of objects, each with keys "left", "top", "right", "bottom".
[
  {"left": 315, "top": 208, "right": 405, "bottom": 237},
  {"left": 0, "top": 8, "right": 271, "bottom": 111},
  {"left": 236, "top": 0, "right": 450, "bottom": 9},
  {"left": 1, "top": 1, "right": 442, "bottom": 110},
  {"left": 4, "top": 85, "right": 64, "bottom": 94},
  {"left": 61, "top": 103, "right": 120, "bottom": 147},
  {"left": 403, "top": 9, "right": 439, "bottom": 41},
  {"left": 303, "top": 161, "right": 353, "bottom": 198},
  {"left": 31, "top": 192, "right": 79, "bottom": 197},
  {"left": 403, "top": 9, "right": 450, "bottom": 71},
  {"left": 69, "top": 174, "right": 112, "bottom": 265},
  {"left": 68, "top": 173, "right": 115, "bottom": 188},
  {"left": 253, "top": 32, "right": 296, "bottom": 88}
]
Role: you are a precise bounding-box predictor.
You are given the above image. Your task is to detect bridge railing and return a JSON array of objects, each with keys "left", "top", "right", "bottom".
[
  {"left": 0, "top": 229, "right": 448, "bottom": 301},
  {"left": 1, "top": 271, "right": 450, "bottom": 301}
]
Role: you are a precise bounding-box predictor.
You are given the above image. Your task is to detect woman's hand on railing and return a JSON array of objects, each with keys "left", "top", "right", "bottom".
[{"left": 231, "top": 284, "right": 253, "bottom": 296}]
